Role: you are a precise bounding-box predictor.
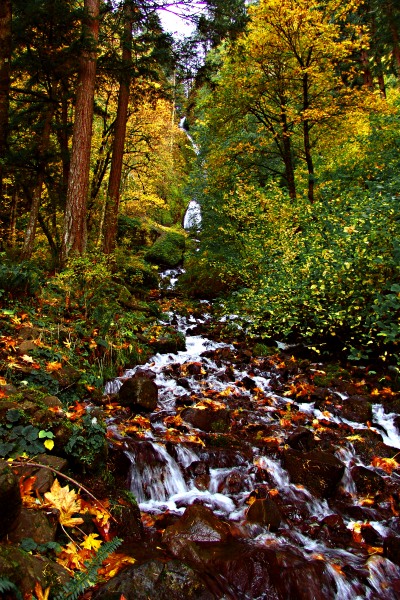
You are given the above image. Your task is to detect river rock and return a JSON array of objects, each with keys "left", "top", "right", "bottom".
[
  {"left": 8, "top": 508, "right": 57, "bottom": 545},
  {"left": 384, "top": 534, "right": 400, "bottom": 565},
  {"left": 286, "top": 427, "right": 316, "bottom": 451},
  {"left": 0, "top": 460, "right": 22, "bottom": 538},
  {"left": 91, "top": 559, "right": 214, "bottom": 600},
  {"left": 167, "top": 539, "right": 335, "bottom": 600},
  {"left": 351, "top": 465, "right": 385, "bottom": 495},
  {"left": 181, "top": 406, "right": 230, "bottom": 433},
  {"left": 163, "top": 505, "right": 231, "bottom": 555},
  {"left": 340, "top": 395, "right": 372, "bottom": 423},
  {"left": 282, "top": 449, "right": 345, "bottom": 498},
  {"left": 0, "top": 544, "right": 69, "bottom": 595},
  {"left": 119, "top": 375, "right": 158, "bottom": 411},
  {"left": 246, "top": 497, "right": 281, "bottom": 530}
]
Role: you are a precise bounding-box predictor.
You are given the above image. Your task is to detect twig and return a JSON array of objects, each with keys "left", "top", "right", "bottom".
[{"left": 11, "top": 460, "right": 118, "bottom": 523}]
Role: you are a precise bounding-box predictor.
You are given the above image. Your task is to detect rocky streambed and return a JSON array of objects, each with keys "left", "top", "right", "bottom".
[{"left": 95, "top": 297, "right": 400, "bottom": 600}]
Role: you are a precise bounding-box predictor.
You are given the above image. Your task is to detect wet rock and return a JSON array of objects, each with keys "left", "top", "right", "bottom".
[
  {"left": 91, "top": 559, "right": 214, "bottom": 600},
  {"left": 394, "top": 415, "right": 400, "bottom": 435},
  {"left": 41, "top": 395, "right": 63, "bottom": 409},
  {"left": 246, "top": 497, "right": 281, "bottom": 530},
  {"left": 163, "top": 505, "right": 231, "bottom": 554},
  {"left": 152, "top": 335, "right": 186, "bottom": 354},
  {"left": 283, "top": 449, "right": 345, "bottom": 498},
  {"left": 319, "top": 514, "right": 352, "bottom": 547},
  {"left": 17, "top": 339, "right": 38, "bottom": 355},
  {"left": 360, "top": 524, "right": 383, "bottom": 546},
  {"left": 0, "top": 544, "right": 69, "bottom": 595},
  {"left": 181, "top": 406, "right": 230, "bottom": 433},
  {"left": 286, "top": 427, "right": 316, "bottom": 451},
  {"left": 340, "top": 395, "right": 372, "bottom": 423},
  {"left": 18, "top": 325, "right": 42, "bottom": 340},
  {"left": 172, "top": 540, "right": 335, "bottom": 600},
  {"left": 119, "top": 375, "right": 158, "bottom": 412},
  {"left": 186, "top": 461, "right": 210, "bottom": 491},
  {"left": 51, "top": 364, "right": 80, "bottom": 387},
  {"left": 241, "top": 376, "right": 257, "bottom": 391},
  {"left": 8, "top": 508, "right": 57, "bottom": 545},
  {"left": 0, "top": 460, "right": 22, "bottom": 538},
  {"left": 351, "top": 465, "right": 385, "bottom": 495},
  {"left": 135, "top": 367, "right": 157, "bottom": 380},
  {"left": 13, "top": 455, "right": 68, "bottom": 495},
  {"left": 384, "top": 534, "right": 400, "bottom": 565}
]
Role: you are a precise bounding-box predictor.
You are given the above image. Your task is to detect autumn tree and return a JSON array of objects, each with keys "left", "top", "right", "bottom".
[
  {"left": 0, "top": 0, "right": 11, "bottom": 200},
  {"left": 201, "top": 0, "right": 368, "bottom": 203}
]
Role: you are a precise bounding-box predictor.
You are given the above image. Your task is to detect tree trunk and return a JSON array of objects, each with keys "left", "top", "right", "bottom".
[
  {"left": 0, "top": 0, "right": 11, "bottom": 198},
  {"left": 9, "top": 185, "right": 18, "bottom": 248},
  {"left": 21, "top": 106, "right": 55, "bottom": 259},
  {"left": 302, "top": 72, "right": 314, "bottom": 203},
  {"left": 61, "top": 0, "right": 100, "bottom": 263},
  {"left": 281, "top": 111, "right": 296, "bottom": 200},
  {"left": 102, "top": 1, "right": 133, "bottom": 255}
]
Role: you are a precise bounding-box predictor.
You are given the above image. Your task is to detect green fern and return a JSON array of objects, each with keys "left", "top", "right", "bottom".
[
  {"left": 0, "top": 578, "right": 23, "bottom": 599},
  {"left": 53, "top": 537, "right": 122, "bottom": 600}
]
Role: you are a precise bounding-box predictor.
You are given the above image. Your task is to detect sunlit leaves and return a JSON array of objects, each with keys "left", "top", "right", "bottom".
[{"left": 44, "top": 480, "right": 84, "bottom": 527}]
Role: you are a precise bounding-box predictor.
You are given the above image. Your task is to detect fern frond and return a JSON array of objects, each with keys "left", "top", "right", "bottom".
[
  {"left": 54, "top": 537, "right": 122, "bottom": 600},
  {"left": 0, "top": 578, "right": 23, "bottom": 599}
]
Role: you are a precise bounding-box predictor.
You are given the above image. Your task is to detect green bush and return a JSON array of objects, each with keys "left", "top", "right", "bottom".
[{"left": 0, "top": 255, "right": 42, "bottom": 298}]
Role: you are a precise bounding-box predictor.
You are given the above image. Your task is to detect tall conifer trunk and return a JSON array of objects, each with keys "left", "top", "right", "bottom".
[
  {"left": 61, "top": 0, "right": 100, "bottom": 262},
  {"left": 102, "top": 1, "right": 133, "bottom": 255},
  {"left": 0, "top": 0, "right": 11, "bottom": 199},
  {"left": 21, "top": 105, "right": 55, "bottom": 259}
]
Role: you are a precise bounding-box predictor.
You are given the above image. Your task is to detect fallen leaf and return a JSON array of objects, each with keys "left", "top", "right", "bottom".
[
  {"left": 34, "top": 582, "right": 51, "bottom": 600},
  {"left": 371, "top": 456, "right": 399, "bottom": 474},
  {"left": 44, "top": 479, "right": 84, "bottom": 527},
  {"left": 46, "top": 361, "right": 63, "bottom": 372}
]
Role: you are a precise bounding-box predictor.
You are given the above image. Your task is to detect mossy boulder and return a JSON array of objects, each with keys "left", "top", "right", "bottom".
[{"left": 145, "top": 230, "right": 186, "bottom": 268}]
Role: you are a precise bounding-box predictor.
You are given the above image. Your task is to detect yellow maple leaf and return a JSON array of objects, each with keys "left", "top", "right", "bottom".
[
  {"left": 81, "top": 533, "right": 102, "bottom": 551},
  {"left": 44, "top": 479, "right": 84, "bottom": 527}
]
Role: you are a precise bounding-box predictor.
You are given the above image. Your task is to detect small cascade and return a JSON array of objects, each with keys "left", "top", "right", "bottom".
[
  {"left": 126, "top": 441, "right": 188, "bottom": 505},
  {"left": 104, "top": 133, "right": 400, "bottom": 596}
]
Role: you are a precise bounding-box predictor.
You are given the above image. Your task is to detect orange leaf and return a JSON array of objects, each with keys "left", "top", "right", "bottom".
[
  {"left": 46, "top": 361, "right": 63, "bottom": 372},
  {"left": 34, "top": 581, "right": 51, "bottom": 600},
  {"left": 19, "top": 475, "right": 38, "bottom": 507},
  {"left": 371, "top": 456, "right": 399, "bottom": 474},
  {"left": 98, "top": 553, "right": 136, "bottom": 580}
]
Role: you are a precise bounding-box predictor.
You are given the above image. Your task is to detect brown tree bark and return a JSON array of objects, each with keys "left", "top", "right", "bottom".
[
  {"left": 102, "top": 1, "right": 133, "bottom": 255},
  {"left": 0, "top": 0, "right": 11, "bottom": 198},
  {"left": 61, "top": 0, "right": 100, "bottom": 263},
  {"left": 302, "top": 71, "right": 315, "bottom": 204},
  {"left": 21, "top": 105, "right": 55, "bottom": 259}
]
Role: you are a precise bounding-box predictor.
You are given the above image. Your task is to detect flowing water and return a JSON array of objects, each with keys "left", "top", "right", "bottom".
[{"left": 103, "top": 124, "right": 400, "bottom": 599}]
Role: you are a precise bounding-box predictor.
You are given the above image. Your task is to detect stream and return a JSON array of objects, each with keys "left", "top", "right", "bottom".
[
  {"left": 101, "top": 127, "right": 400, "bottom": 599},
  {"left": 103, "top": 262, "right": 400, "bottom": 599}
]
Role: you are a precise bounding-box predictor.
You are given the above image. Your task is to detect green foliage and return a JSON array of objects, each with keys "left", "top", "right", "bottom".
[
  {"left": 144, "top": 229, "right": 186, "bottom": 268},
  {"left": 190, "top": 91, "right": 400, "bottom": 366},
  {"left": 0, "top": 409, "right": 54, "bottom": 458},
  {"left": 0, "top": 578, "right": 23, "bottom": 600},
  {"left": 0, "top": 256, "right": 42, "bottom": 299},
  {"left": 53, "top": 537, "right": 122, "bottom": 600},
  {"left": 64, "top": 413, "right": 107, "bottom": 470}
]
